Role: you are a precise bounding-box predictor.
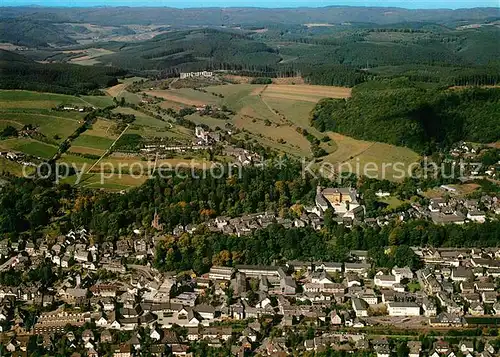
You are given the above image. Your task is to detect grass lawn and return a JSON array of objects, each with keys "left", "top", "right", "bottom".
[
  {"left": 378, "top": 196, "right": 408, "bottom": 210},
  {"left": 407, "top": 281, "right": 421, "bottom": 293}
]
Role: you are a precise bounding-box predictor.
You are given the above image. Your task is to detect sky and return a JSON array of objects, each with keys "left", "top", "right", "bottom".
[{"left": 2, "top": 0, "right": 499, "bottom": 9}]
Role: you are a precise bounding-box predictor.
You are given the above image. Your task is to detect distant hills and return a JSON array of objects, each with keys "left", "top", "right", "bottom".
[{"left": 1, "top": 6, "right": 498, "bottom": 26}]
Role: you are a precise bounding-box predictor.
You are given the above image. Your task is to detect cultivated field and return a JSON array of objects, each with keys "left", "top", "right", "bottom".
[
  {"left": 72, "top": 134, "right": 115, "bottom": 153},
  {"left": 0, "top": 90, "right": 92, "bottom": 109},
  {"left": 66, "top": 48, "right": 114, "bottom": 66},
  {"left": 0, "top": 78, "right": 418, "bottom": 185},
  {"left": 261, "top": 84, "right": 351, "bottom": 102},
  {"left": 320, "top": 133, "right": 420, "bottom": 180},
  {"left": 68, "top": 119, "right": 119, "bottom": 156},
  {"left": 112, "top": 107, "right": 172, "bottom": 128},
  {"left": 0, "top": 112, "right": 81, "bottom": 143},
  {"left": 145, "top": 89, "right": 219, "bottom": 107},
  {"left": 59, "top": 153, "right": 98, "bottom": 171},
  {"left": 65, "top": 173, "right": 149, "bottom": 192},
  {"left": 142, "top": 81, "right": 418, "bottom": 176}
]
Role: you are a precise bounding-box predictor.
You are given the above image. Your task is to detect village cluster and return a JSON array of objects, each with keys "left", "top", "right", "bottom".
[
  {"left": 163, "top": 185, "right": 499, "bottom": 239},
  {"left": 447, "top": 142, "right": 498, "bottom": 180}
]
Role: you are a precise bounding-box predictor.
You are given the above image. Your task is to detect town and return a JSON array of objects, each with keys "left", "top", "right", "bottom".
[
  {"left": 0, "top": 214, "right": 500, "bottom": 356},
  {"left": 0, "top": 3, "right": 499, "bottom": 357}
]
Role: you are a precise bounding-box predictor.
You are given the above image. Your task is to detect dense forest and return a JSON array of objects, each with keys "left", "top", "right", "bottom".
[
  {"left": 95, "top": 29, "right": 281, "bottom": 72},
  {"left": 0, "top": 50, "right": 126, "bottom": 95},
  {"left": 311, "top": 80, "right": 500, "bottom": 153},
  {"left": 152, "top": 219, "right": 500, "bottom": 274},
  {"left": 0, "top": 19, "right": 78, "bottom": 47}
]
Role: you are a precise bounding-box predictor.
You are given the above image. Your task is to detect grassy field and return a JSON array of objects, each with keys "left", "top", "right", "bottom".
[
  {"left": 0, "top": 90, "right": 122, "bottom": 169},
  {"left": 0, "top": 157, "right": 30, "bottom": 176},
  {"left": 64, "top": 172, "right": 149, "bottom": 192},
  {"left": 72, "top": 134, "right": 115, "bottom": 151},
  {"left": 319, "top": 133, "right": 420, "bottom": 180},
  {"left": 80, "top": 95, "right": 115, "bottom": 108},
  {"left": 59, "top": 153, "right": 98, "bottom": 171},
  {"left": 106, "top": 83, "right": 142, "bottom": 104},
  {"left": 112, "top": 107, "right": 172, "bottom": 128},
  {"left": 85, "top": 119, "right": 119, "bottom": 139},
  {"left": 0, "top": 138, "right": 58, "bottom": 159},
  {"left": 127, "top": 124, "right": 191, "bottom": 140},
  {"left": 187, "top": 113, "right": 229, "bottom": 130},
  {"left": 377, "top": 196, "right": 408, "bottom": 210},
  {"left": 206, "top": 84, "right": 260, "bottom": 110},
  {"left": 144, "top": 89, "right": 220, "bottom": 107},
  {"left": 145, "top": 81, "right": 418, "bottom": 175},
  {"left": 262, "top": 84, "right": 351, "bottom": 102},
  {"left": 0, "top": 90, "right": 111, "bottom": 110},
  {"left": 0, "top": 90, "right": 88, "bottom": 109},
  {"left": 67, "top": 47, "right": 114, "bottom": 66}
]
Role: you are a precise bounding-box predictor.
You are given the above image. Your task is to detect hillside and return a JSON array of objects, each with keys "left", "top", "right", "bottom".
[
  {"left": 0, "top": 19, "right": 77, "bottom": 47},
  {"left": 0, "top": 50, "right": 126, "bottom": 95},
  {"left": 310, "top": 80, "right": 500, "bottom": 153}
]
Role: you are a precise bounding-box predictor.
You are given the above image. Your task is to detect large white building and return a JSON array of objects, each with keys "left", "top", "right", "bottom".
[{"left": 180, "top": 71, "right": 213, "bottom": 79}]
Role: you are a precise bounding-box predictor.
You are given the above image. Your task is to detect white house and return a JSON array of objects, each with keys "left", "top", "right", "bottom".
[{"left": 351, "top": 298, "right": 368, "bottom": 317}]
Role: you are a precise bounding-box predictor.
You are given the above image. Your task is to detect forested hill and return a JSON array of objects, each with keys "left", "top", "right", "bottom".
[
  {"left": 310, "top": 80, "right": 500, "bottom": 153},
  {"left": 96, "top": 29, "right": 281, "bottom": 72},
  {"left": 1, "top": 6, "right": 498, "bottom": 26},
  {"left": 0, "top": 18, "right": 77, "bottom": 47},
  {"left": 0, "top": 50, "right": 126, "bottom": 95}
]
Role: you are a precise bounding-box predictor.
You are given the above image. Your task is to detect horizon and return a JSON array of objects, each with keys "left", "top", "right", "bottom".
[{"left": 2, "top": 0, "right": 499, "bottom": 10}]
